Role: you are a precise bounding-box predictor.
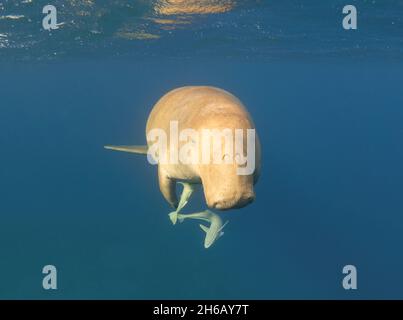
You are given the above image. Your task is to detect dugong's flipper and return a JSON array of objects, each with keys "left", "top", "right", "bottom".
[{"left": 158, "top": 167, "right": 179, "bottom": 210}]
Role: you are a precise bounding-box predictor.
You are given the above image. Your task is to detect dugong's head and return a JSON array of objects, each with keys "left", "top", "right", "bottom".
[
  {"left": 197, "top": 116, "right": 261, "bottom": 211},
  {"left": 200, "top": 163, "right": 257, "bottom": 210}
]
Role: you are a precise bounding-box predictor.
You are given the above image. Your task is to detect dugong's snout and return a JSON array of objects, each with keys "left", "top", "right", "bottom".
[
  {"left": 200, "top": 162, "right": 257, "bottom": 210},
  {"left": 208, "top": 191, "right": 255, "bottom": 210}
]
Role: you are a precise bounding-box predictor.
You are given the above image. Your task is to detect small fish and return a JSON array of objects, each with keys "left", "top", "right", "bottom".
[{"left": 169, "top": 210, "right": 228, "bottom": 248}]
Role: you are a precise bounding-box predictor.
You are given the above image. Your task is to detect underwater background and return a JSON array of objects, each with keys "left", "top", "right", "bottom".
[{"left": 1, "top": 0, "right": 403, "bottom": 299}]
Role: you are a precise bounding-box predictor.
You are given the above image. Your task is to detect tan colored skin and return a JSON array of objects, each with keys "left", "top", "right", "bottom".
[{"left": 146, "top": 86, "right": 261, "bottom": 210}]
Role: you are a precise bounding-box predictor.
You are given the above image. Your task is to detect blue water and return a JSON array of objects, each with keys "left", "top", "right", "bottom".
[{"left": 1, "top": 1, "right": 403, "bottom": 299}]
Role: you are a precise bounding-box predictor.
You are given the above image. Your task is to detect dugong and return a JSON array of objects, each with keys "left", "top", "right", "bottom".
[{"left": 105, "top": 86, "right": 261, "bottom": 211}]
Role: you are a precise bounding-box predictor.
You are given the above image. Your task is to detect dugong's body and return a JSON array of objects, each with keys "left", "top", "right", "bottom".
[{"left": 145, "top": 86, "right": 261, "bottom": 210}]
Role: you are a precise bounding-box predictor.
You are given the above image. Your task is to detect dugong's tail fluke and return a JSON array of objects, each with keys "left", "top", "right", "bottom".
[{"left": 104, "top": 145, "right": 148, "bottom": 154}]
